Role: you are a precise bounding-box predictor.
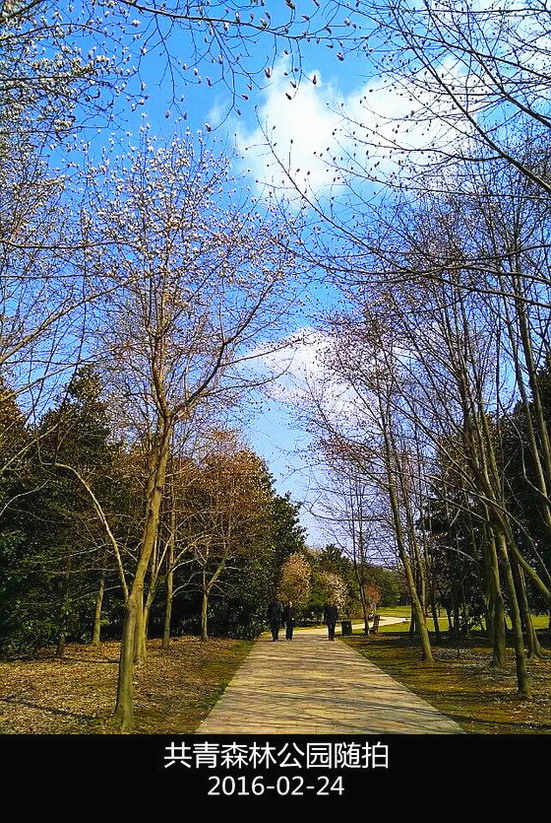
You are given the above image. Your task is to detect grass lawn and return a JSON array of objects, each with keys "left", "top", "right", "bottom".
[
  {"left": 377, "top": 611, "right": 549, "bottom": 633},
  {"left": 0, "top": 636, "right": 253, "bottom": 734},
  {"left": 376, "top": 606, "right": 412, "bottom": 618},
  {"left": 344, "top": 630, "right": 551, "bottom": 733}
]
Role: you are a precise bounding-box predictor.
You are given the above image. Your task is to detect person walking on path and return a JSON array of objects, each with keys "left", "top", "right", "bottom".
[
  {"left": 282, "top": 601, "right": 295, "bottom": 640},
  {"left": 323, "top": 603, "right": 338, "bottom": 641},
  {"left": 267, "top": 601, "right": 283, "bottom": 641}
]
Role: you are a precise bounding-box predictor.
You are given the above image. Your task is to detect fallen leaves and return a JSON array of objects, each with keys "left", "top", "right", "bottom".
[{"left": 0, "top": 637, "right": 252, "bottom": 734}]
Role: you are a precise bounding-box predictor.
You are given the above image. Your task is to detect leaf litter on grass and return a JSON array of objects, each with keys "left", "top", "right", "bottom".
[{"left": 0, "top": 637, "right": 252, "bottom": 734}]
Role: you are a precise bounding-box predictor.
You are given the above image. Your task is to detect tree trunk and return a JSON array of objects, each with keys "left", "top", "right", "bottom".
[
  {"left": 133, "top": 588, "right": 147, "bottom": 664},
  {"left": 143, "top": 601, "right": 151, "bottom": 648},
  {"left": 485, "top": 531, "right": 507, "bottom": 668},
  {"left": 162, "top": 565, "right": 174, "bottom": 649},
  {"left": 56, "top": 556, "right": 72, "bottom": 658},
  {"left": 92, "top": 562, "right": 107, "bottom": 646},
  {"left": 409, "top": 603, "right": 416, "bottom": 636},
  {"left": 113, "top": 419, "right": 172, "bottom": 729},
  {"left": 199, "top": 554, "right": 228, "bottom": 643},
  {"left": 495, "top": 532, "right": 531, "bottom": 699},
  {"left": 113, "top": 593, "right": 139, "bottom": 731},
  {"left": 512, "top": 557, "right": 543, "bottom": 660},
  {"left": 361, "top": 600, "right": 370, "bottom": 635},
  {"left": 354, "top": 568, "right": 370, "bottom": 635},
  {"left": 162, "top": 513, "right": 175, "bottom": 649},
  {"left": 452, "top": 588, "right": 460, "bottom": 642},
  {"left": 429, "top": 596, "right": 441, "bottom": 644},
  {"left": 56, "top": 630, "right": 66, "bottom": 659},
  {"left": 201, "top": 580, "right": 209, "bottom": 642},
  {"left": 382, "top": 423, "right": 433, "bottom": 660}
]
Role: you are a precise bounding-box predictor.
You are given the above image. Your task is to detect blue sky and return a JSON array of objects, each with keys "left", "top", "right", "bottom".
[
  {"left": 45, "top": 2, "right": 469, "bottom": 547},
  {"left": 19, "top": 1, "right": 535, "bottom": 549},
  {"left": 63, "top": 9, "right": 379, "bottom": 545}
]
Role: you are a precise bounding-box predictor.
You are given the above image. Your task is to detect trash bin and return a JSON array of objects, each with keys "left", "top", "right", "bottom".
[{"left": 341, "top": 620, "right": 352, "bottom": 636}]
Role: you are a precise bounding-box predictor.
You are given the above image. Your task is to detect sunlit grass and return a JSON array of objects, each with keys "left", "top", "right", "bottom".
[{"left": 344, "top": 629, "right": 551, "bottom": 733}]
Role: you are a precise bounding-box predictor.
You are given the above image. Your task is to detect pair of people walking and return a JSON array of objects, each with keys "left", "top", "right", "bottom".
[
  {"left": 267, "top": 601, "right": 295, "bottom": 641},
  {"left": 267, "top": 601, "right": 339, "bottom": 641}
]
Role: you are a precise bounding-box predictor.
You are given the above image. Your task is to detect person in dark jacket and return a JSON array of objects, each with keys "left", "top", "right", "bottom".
[
  {"left": 267, "top": 601, "right": 283, "bottom": 641},
  {"left": 323, "top": 603, "right": 338, "bottom": 641},
  {"left": 282, "top": 601, "right": 295, "bottom": 640}
]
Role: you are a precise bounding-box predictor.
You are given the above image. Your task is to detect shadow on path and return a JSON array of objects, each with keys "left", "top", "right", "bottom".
[{"left": 197, "top": 626, "right": 464, "bottom": 734}]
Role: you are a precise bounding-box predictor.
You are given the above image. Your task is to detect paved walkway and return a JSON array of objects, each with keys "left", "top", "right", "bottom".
[{"left": 196, "top": 621, "right": 463, "bottom": 734}]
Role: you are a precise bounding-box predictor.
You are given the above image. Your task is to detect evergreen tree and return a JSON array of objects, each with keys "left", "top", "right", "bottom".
[{"left": 0, "top": 366, "right": 123, "bottom": 656}]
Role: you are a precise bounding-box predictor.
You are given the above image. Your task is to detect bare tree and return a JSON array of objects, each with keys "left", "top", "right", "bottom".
[
  {"left": 1, "top": 0, "right": 370, "bottom": 137},
  {"left": 278, "top": 552, "right": 311, "bottom": 607},
  {"left": 181, "top": 431, "right": 272, "bottom": 641},
  {"left": 300, "top": 310, "right": 435, "bottom": 661},
  {"left": 338, "top": 1, "right": 551, "bottom": 195},
  {"left": 80, "top": 134, "right": 295, "bottom": 729}
]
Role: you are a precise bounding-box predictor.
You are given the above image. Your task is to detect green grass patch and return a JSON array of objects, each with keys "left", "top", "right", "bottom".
[
  {"left": 376, "top": 606, "right": 412, "bottom": 618},
  {"left": 376, "top": 611, "right": 549, "bottom": 633},
  {"left": 378, "top": 617, "right": 451, "bottom": 633}
]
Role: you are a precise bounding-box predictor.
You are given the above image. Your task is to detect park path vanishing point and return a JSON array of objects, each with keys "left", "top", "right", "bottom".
[{"left": 196, "top": 621, "right": 464, "bottom": 734}]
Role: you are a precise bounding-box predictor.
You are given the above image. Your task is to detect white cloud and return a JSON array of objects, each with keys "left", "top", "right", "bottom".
[
  {"left": 251, "top": 326, "right": 370, "bottom": 425},
  {"left": 252, "top": 327, "right": 332, "bottom": 403},
  {"left": 233, "top": 64, "right": 346, "bottom": 201},
  {"left": 232, "top": 48, "right": 499, "bottom": 204}
]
